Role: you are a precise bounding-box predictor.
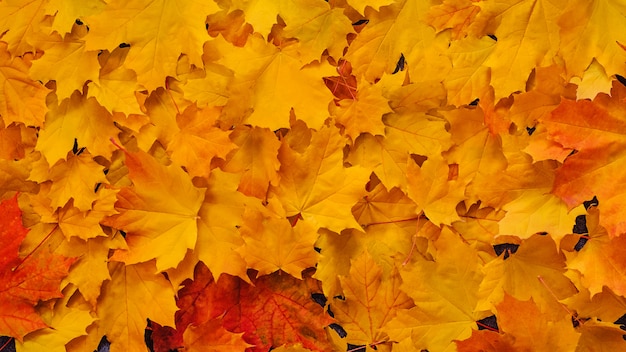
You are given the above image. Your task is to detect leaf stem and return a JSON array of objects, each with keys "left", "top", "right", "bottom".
[
  {"left": 0, "top": 337, "right": 13, "bottom": 351},
  {"left": 403, "top": 213, "right": 423, "bottom": 266},
  {"left": 476, "top": 321, "right": 499, "bottom": 332},
  {"left": 537, "top": 275, "right": 582, "bottom": 326},
  {"left": 362, "top": 216, "right": 420, "bottom": 228}
]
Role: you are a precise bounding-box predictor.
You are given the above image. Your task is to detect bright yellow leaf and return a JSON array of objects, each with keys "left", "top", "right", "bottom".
[{"left": 105, "top": 148, "right": 205, "bottom": 271}]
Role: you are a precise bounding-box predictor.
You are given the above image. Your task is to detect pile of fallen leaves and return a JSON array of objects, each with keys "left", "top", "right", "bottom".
[{"left": 1, "top": 0, "right": 626, "bottom": 351}]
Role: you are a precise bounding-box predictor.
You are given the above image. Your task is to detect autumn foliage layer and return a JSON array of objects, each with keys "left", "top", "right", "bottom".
[{"left": 1, "top": 0, "right": 626, "bottom": 351}]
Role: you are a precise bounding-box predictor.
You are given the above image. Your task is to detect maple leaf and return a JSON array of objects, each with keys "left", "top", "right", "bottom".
[
  {"left": 0, "top": 42, "right": 50, "bottom": 128},
  {"left": 0, "top": 194, "right": 74, "bottom": 341},
  {"left": 511, "top": 64, "right": 571, "bottom": 118},
  {"left": 477, "top": 234, "right": 577, "bottom": 321},
  {"left": 443, "top": 36, "right": 495, "bottom": 106},
  {"left": 105, "top": 147, "right": 205, "bottom": 271},
  {"left": 221, "top": 125, "right": 280, "bottom": 199},
  {"left": 558, "top": 0, "right": 626, "bottom": 80},
  {"left": 281, "top": 0, "right": 354, "bottom": 62},
  {"left": 165, "top": 263, "right": 334, "bottom": 351},
  {"left": 385, "top": 228, "right": 485, "bottom": 351},
  {"left": 270, "top": 123, "right": 370, "bottom": 233},
  {"left": 84, "top": 0, "right": 219, "bottom": 90},
  {"left": 566, "top": 208, "right": 626, "bottom": 297},
  {"left": 35, "top": 91, "right": 119, "bottom": 165},
  {"left": 442, "top": 105, "right": 508, "bottom": 203},
  {"left": 194, "top": 169, "right": 251, "bottom": 281},
  {"left": 213, "top": 35, "right": 336, "bottom": 130},
  {"left": 576, "top": 319, "right": 626, "bottom": 351},
  {"left": 473, "top": 0, "right": 567, "bottom": 98},
  {"left": 55, "top": 187, "right": 119, "bottom": 241},
  {"left": 345, "top": 0, "right": 451, "bottom": 83},
  {"left": 167, "top": 104, "right": 236, "bottom": 178},
  {"left": 178, "top": 62, "right": 233, "bottom": 109},
  {"left": 542, "top": 83, "right": 626, "bottom": 236},
  {"left": 44, "top": 0, "right": 106, "bottom": 35},
  {"left": 97, "top": 261, "right": 177, "bottom": 352},
  {"left": 237, "top": 212, "right": 319, "bottom": 278},
  {"left": 330, "top": 80, "right": 392, "bottom": 141},
  {"left": 87, "top": 45, "right": 143, "bottom": 116},
  {"left": 0, "top": 0, "right": 49, "bottom": 56},
  {"left": 221, "top": 271, "right": 334, "bottom": 351},
  {"left": 331, "top": 251, "right": 414, "bottom": 348},
  {"left": 59, "top": 236, "right": 114, "bottom": 307},
  {"left": 472, "top": 152, "right": 585, "bottom": 242},
  {"left": 29, "top": 23, "right": 100, "bottom": 101},
  {"left": 46, "top": 151, "right": 108, "bottom": 211},
  {"left": 497, "top": 294, "right": 580, "bottom": 351},
  {"left": 427, "top": 0, "right": 481, "bottom": 40},
  {"left": 406, "top": 156, "right": 466, "bottom": 226},
  {"left": 15, "top": 291, "right": 95, "bottom": 352},
  {"left": 348, "top": 108, "right": 451, "bottom": 191}
]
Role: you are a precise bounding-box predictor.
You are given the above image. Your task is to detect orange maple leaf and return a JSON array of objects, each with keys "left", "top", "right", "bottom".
[
  {"left": 542, "top": 82, "right": 626, "bottom": 236},
  {"left": 0, "top": 194, "right": 74, "bottom": 341}
]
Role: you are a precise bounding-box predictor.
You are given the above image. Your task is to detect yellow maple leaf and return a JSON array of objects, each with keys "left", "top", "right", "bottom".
[
  {"left": 214, "top": 35, "right": 336, "bottom": 129},
  {"left": 406, "top": 156, "right": 466, "bottom": 226},
  {"left": 385, "top": 228, "right": 485, "bottom": 352},
  {"left": 443, "top": 36, "right": 495, "bottom": 106},
  {"left": 238, "top": 213, "right": 319, "bottom": 278},
  {"left": 97, "top": 261, "right": 177, "bottom": 352},
  {"left": 35, "top": 91, "right": 119, "bottom": 165},
  {"left": 475, "top": 0, "right": 568, "bottom": 98},
  {"left": 59, "top": 236, "right": 115, "bottom": 306},
  {"left": 16, "top": 292, "right": 95, "bottom": 352},
  {"left": 0, "top": 42, "right": 50, "bottom": 127},
  {"left": 332, "top": 250, "right": 413, "bottom": 347},
  {"left": 87, "top": 45, "right": 143, "bottom": 116},
  {"left": 105, "top": 147, "right": 205, "bottom": 271},
  {"left": 179, "top": 62, "right": 233, "bottom": 108},
  {"left": 558, "top": 0, "right": 626, "bottom": 80},
  {"left": 47, "top": 151, "right": 108, "bottom": 211},
  {"left": 330, "top": 80, "right": 392, "bottom": 141},
  {"left": 567, "top": 208, "right": 626, "bottom": 297},
  {"left": 56, "top": 187, "right": 118, "bottom": 240},
  {"left": 345, "top": 0, "right": 450, "bottom": 83},
  {"left": 221, "top": 125, "right": 281, "bottom": 199},
  {"left": 167, "top": 105, "right": 236, "bottom": 178},
  {"left": 0, "top": 0, "right": 49, "bottom": 56},
  {"left": 29, "top": 23, "right": 100, "bottom": 101},
  {"left": 44, "top": 0, "right": 106, "bottom": 35},
  {"left": 195, "top": 169, "right": 251, "bottom": 281},
  {"left": 427, "top": 0, "right": 481, "bottom": 40},
  {"left": 84, "top": 0, "right": 219, "bottom": 90},
  {"left": 270, "top": 123, "right": 370, "bottom": 233},
  {"left": 281, "top": 0, "right": 354, "bottom": 62},
  {"left": 477, "top": 234, "right": 577, "bottom": 321}
]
